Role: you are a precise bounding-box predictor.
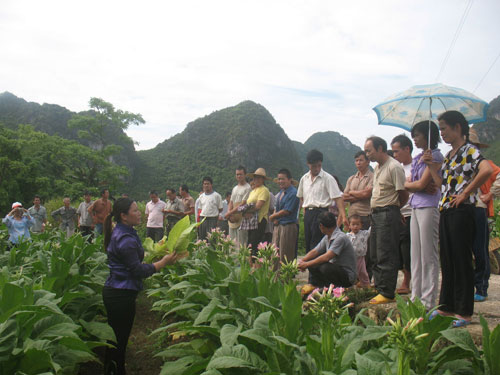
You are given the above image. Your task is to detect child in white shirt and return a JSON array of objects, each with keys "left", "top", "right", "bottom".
[{"left": 347, "top": 215, "right": 371, "bottom": 288}]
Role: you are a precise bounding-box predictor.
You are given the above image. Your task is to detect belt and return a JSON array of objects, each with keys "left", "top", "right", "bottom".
[
  {"left": 371, "top": 205, "right": 399, "bottom": 213},
  {"left": 305, "top": 207, "right": 329, "bottom": 211}
]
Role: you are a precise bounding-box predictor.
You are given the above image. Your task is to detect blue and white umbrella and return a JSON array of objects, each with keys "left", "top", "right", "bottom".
[{"left": 373, "top": 83, "right": 489, "bottom": 132}]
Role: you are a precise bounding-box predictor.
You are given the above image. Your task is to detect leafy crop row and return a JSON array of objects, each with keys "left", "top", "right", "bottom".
[
  {"left": 146, "top": 230, "right": 500, "bottom": 375},
  {"left": 0, "top": 230, "right": 114, "bottom": 374}
]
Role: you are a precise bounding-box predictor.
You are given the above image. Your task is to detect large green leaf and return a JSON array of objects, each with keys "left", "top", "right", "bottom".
[
  {"left": 194, "top": 298, "right": 223, "bottom": 325},
  {"left": 440, "top": 328, "right": 480, "bottom": 356},
  {"left": 220, "top": 324, "right": 241, "bottom": 346},
  {"left": 166, "top": 216, "right": 191, "bottom": 252},
  {"left": 18, "top": 348, "right": 55, "bottom": 374},
  {"left": 174, "top": 220, "right": 203, "bottom": 254},
  {"left": 355, "top": 352, "right": 383, "bottom": 375},
  {"left": 79, "top": 320, "right": 116, "bottom": 342},
  {"left": 160, "top": 355, "right": 205, "bottom": 375},
  {"left": 206, "top": 344, "right": 269, "bottom": 371},
  {"left": 0, "top": 319, "right": 18, "bottom": 361},
  {"left": 281, "top": 287, "right": 302, "bottom": 341},
  {"left": 1, "top": 283, "right": 25, "bottom": 313}
]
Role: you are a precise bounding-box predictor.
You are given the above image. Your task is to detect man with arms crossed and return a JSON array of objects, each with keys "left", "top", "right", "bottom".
[
  {"left": 364, "top": 136, "right": 408, "bottom": 304},
  {"left": 164, "top": 188, "right": 185, "bottom": 235},
  {"left": 343, "top": 151, "right": 374, "bottom": 281},
  {"left": 179, "top": 184, "right": 195, "bottom": 219},
  {"left": 88, "top": 189, "right": 112, "bottom": 235},
  {"left": 225, "top": 166, "right": 251, "bottom": 247}
]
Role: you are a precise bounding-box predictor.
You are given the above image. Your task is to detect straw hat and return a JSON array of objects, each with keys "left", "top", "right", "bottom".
[
  {"left": 469, "top": 129, "right": 489, "bottom": 149},
  {"left": 246, "top": 167, "right": 271, "bottom": 180},
  {"left": 273, "top": 177, "right": 299, "bottom": 187}
]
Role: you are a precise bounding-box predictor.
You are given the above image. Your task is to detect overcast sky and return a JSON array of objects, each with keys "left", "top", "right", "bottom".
[{"left": 1, "top": 0, "right": 499, "bottom": 153}]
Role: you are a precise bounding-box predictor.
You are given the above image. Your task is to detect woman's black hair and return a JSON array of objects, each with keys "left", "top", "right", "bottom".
[
  {"left": 103, "top": 197, "right": 134, "bottom": 250},
  {"left": 411, "top": 121, "right": 441, "bottom": 149},
  {"left": 438, "top": 110, "right": 469, "bottom": 142}
]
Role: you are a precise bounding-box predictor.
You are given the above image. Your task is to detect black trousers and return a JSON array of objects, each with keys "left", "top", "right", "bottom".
[
  {"left": 360, "top": 215, "right": 372, "bottom": 280},
  {"left": 146, "top": 227, "right": 164, "bottom": 242},
  {"left": 473, "top": 207, "right": 490, "bottom": 297},
  {"left": 304, "top": 208, "right": 328, "bottom": 253},
  {"left": 309, "top": 262, "right": 352, "bottom": 288},
  {"left": 439, "top": 205, "right": 475, "bottom": 316},
  {"left": 103, "top": 287, "right": 138, "bottom": 375},
  {"left": 399, "top": 216, "right": 411, "bottom": 272},
  {"left": 166, "top": 218, "right": 180, "bottom": 235},
  {"left": 79, "top": 225, "right": 94, "bottom": 241},
  {"left": 248, "top": 218, "right": 268, "bottom": 257},
  {"left": 198, "top": 216, "right": 219, "bottom": 240},
  {"left": 370, "top": 206, "right": 401, "bottom": 299}
]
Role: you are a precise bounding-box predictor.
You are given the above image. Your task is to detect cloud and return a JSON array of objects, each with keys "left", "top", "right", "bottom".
[{"left": 0, "top": 0, "right": 499, "bottom": 152}]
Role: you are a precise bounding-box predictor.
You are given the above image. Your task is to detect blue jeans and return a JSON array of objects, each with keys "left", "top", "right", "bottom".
[{"left": 95, "top": 223, "right": 103, "bottom": 235}]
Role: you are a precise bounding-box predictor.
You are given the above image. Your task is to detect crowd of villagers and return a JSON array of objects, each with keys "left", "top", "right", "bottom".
[{"left": 2, "top": 109, "right": 499, "bottom": 374}]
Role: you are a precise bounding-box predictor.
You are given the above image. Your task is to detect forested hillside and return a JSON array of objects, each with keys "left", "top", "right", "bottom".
[
  {"left": 0, "top": 92, "right": 138, "bottom": 171},
  {"left": 1, "top": 93, "right": 371, "bottom": 208},
  {"left": 132, "top": 101, "right": 304, "bottom": 196},
  {"left": 473, "top": 95, "right": 500, "bottom": 164}
]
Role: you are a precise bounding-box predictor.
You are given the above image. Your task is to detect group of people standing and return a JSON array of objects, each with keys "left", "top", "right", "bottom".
[
  {"left": 354, "top": 111, "right": 498, "bottom": 328},
  {"left": 1, "top": 189, "right": 112, "bottom": 245}
]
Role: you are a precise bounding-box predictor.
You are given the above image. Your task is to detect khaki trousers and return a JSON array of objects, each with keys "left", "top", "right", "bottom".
[{"left": 272, "top": 223, "right": 298, "bottom": 264}]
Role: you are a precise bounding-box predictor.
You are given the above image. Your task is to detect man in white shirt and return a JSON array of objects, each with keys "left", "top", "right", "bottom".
[
  {"left": 145, "top": 190, "right": 167, "bottom": 242},
  {"left": 198, "top": 176, "right": 223, "bottom": 240},
  {"left": 391, "top": 134, "right": 413, "bottom": 295},
  {"left": 225, "top": 166, "right": 252, "bottom": 247},
  {"left": 77, "top": 191, "right": 94, "bottom": 240},
  {"left": 297, "top": 149, "right": 348, "bottom": 260}
]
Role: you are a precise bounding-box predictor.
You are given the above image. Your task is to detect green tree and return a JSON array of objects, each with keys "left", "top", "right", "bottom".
[
  {"left": 0, "top": 124, "right": 127, "bottom": 212},
  {"left": 68, "top": 97, "right": 145, "bottom": 157}
]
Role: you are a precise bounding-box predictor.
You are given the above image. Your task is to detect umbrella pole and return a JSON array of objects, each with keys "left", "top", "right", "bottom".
[{"left": 428, "top": 97, "right": 432, "bottom": 151}]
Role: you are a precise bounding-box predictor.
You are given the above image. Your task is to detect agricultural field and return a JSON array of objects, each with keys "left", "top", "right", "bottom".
[{"left": 1, "top": 227, "right": 499, "bottom": 375}]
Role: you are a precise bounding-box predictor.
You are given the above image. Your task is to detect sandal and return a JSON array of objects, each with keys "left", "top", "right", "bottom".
[
  {"left": 369, "top": 294, "right": 395, "bottom": 305},
  {"left": 452, "top": 319, "right": 471, "bottom": 328},
  {"left": 429, "top": 310, "right": 440, "bottom": 321},
  {"left": 396, "top": 287, "right": 410, "bottom": 295}
]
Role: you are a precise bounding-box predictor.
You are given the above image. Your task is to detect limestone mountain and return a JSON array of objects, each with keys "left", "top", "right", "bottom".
[
  {"left": 293, "top": 132, "right": 361, "bottom": 189},
  {"left": 473, "top": 95, "right": 500, "bottom": 164},
  {"left": 0, "top": 92, "right": 364, "bottom": 201},
  {"left": 132, "top": 101, "right": 304, "bottom": 196}
]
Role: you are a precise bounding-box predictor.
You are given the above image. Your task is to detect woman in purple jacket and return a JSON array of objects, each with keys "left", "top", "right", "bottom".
[{"left": 102, "top": 198, "right": 177, "bottom": 375}]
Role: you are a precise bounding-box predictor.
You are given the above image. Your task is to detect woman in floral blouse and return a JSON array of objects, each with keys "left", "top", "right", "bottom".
[{"left": 425, "top": 110, "right": 492, "bottom": 327}]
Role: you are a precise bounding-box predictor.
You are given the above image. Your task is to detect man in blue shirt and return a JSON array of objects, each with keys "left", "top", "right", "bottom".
[{"left": 270, "top": 168, "right": 300, "bottom": 264}]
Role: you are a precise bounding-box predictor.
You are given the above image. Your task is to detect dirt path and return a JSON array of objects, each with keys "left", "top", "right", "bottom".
[
  {"left": 125, "top": 293, "right": 164, "bottom": 375},
  {"left": 78, "top": 293, "right": 163, "bottom": 375},
  {"left": 297, "top": 258, "right": 500, "bottom": 335}
]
